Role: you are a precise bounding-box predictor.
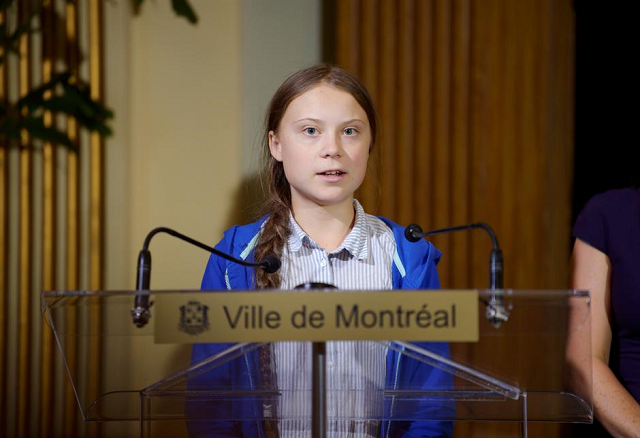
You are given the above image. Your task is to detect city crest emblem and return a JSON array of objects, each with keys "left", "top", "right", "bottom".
[{"left": 179, "top": 301, "right": 210, "bottom": 335}]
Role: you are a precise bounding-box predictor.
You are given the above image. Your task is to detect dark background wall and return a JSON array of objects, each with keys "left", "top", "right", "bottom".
[
  {"left": 573, "top": 2, "right": 638, "bottom": 223},
  {"left": 570, "top": 4, "right": 635, "bottom": 437}
]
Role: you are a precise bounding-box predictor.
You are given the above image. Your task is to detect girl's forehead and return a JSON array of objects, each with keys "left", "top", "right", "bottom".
[{"left": 284, "top": 84, "right": 367, "bottom": 121}]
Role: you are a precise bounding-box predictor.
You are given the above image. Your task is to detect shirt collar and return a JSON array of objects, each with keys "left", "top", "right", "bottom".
[
  {"left": 288, "top": 214, "right": 307, "bottom": 253},
  {"left": 287, "top": 200, "right": 370, "bottom": 260}
]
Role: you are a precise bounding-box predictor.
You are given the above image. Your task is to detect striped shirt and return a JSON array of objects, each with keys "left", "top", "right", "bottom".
[{"left": 274, "top": 200, "right": 395, "bottom": 437}]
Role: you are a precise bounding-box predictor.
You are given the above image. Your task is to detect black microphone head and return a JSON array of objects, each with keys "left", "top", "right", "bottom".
[
  {"left": 404, "top": 224, "right": 423, "bottom": 242},
  {"left": 294, "top": 282, "right": 338, "bottom": 290},
  {"left": 489, "top": 248, "right": 504, "bottom": 290},
  {"left": 136, "top": 249, "right": 152, "bottom": 290},
  {"left": 260, "top": 255, "right": 281, "bottom": 274}
]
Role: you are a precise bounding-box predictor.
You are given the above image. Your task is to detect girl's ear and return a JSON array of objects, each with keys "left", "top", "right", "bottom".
[{"left": 268, "top": 131, "right": 283, "bottom": 162}]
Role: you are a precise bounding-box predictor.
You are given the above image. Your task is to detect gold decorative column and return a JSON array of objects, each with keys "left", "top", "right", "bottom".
[
  {"left": 0, "top": 1, "right": 108, "bottom": 436},
  {"left": 39, "top": 1, "right": 57, "bottom": 436},
  {"left": 88, "top": 1, "right": 105, "bottom": 435},
  {"left": 17, "top": 1, "right": 33, "bottom": 436},
  {"left": 64, "top": 1, "right": 80, "bottom": 435},
  {"left": 0, "top": 8, "right": 8, "bottom": 431}
]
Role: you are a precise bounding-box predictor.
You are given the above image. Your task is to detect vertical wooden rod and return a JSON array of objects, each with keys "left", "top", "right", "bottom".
[
  {"left": 17, "top": 2, "right": 33, "bottom": 436},
  {"left": 0, "top": 8, "right": 8, "bottom": 432},
  {"left": 89, "top": 1, "right": 105, "bottom": 436},
  {"left": 40, "top": 1, "right": 57, "bottom": 436},
  {"left": 64, "top": 1, "right": 80, "bottom": 435},
  {"left": 89, "top": 0, "right": 104, "bottom": 291}
]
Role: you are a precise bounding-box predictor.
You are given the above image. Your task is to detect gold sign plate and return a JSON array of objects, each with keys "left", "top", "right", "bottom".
[{"left": 155, "top": 290, "right": 478, "bottom": 344}]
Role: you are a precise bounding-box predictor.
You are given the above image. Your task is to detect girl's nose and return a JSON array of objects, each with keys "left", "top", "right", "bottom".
[{"left": 320, "top": 133, "right": 342, "bottom": 158}]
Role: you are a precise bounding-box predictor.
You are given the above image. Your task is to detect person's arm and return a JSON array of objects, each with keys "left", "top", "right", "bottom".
[{"left": 571, "top": 238, "right": 640, "bottom": 437}]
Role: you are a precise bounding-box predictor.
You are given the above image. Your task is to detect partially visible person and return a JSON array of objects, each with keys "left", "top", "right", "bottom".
[{"left": 570, "top": 186, "right": 640, "bottom": 437}]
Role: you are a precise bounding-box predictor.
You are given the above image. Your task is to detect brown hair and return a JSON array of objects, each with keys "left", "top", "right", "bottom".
[{"left": 253, "top": 64, "right": 378, "bottom": 289}]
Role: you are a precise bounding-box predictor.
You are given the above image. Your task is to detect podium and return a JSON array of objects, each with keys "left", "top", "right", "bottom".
[{"left": 42, "top": 289, "right": 593, "bottom": 437}]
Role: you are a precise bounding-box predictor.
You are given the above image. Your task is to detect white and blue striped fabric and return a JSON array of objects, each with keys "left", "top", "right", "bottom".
[{"left": 274, "top": 200, "right": 395, "bottom": 437}]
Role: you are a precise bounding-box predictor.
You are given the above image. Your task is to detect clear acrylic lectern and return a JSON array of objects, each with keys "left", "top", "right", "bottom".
[{"left": 42, "top": 289, "right": 593, "bottom": 437}]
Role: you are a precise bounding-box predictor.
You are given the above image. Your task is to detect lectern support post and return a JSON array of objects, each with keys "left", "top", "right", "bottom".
[{"left": 312, "top": 341, "right": 327, "bottom": 438}]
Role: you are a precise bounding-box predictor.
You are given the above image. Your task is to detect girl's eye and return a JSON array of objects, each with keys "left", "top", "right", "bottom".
[
  {"left": 344, "top": 127, "right": 357, "bottom": 136},
  {"left": 303, "top": 127, "right": 318, "bottom": 135}
]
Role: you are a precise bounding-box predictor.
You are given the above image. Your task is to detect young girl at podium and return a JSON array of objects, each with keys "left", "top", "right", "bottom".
[{"left": 190, "top": 65, "right": 453, "bottom": 437}]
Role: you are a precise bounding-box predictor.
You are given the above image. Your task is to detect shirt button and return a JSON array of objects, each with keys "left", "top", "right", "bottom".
[{"left": 320, "top": 259, "right": 327, "bottom": 267}]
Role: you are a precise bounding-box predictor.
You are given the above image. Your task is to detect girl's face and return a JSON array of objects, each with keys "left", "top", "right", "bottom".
[{"left": 269, "top": 84, "right": 371, "bottom": 211}]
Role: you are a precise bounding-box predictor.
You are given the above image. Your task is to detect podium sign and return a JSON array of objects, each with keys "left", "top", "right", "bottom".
[{"left": 154, "top": 290, "right": 478, "bottom": 343}]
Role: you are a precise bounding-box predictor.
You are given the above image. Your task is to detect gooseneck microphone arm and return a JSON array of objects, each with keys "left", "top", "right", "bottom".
[
  {"left": 405, "top": 222, "right": 503, "bottom": 290},
  {"left": 405, "top": 222, "right": 508, "bottom": 327},
  {"left": 131, "top": 227, "right": 281, "bottom": 328}
]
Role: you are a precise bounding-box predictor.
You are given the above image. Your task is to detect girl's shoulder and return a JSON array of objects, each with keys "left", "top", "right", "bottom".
[
  {"left": 376, "top": 215, "right": 442, "bottom": 289},
  {"left": 376, "top": 216, "right": 442, "bottom": 264},
  {"left": 217, "top": 216, "right": 268, "bottom": 256}
]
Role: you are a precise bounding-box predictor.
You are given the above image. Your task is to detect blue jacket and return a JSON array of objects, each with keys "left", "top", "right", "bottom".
[{"left": 189, "top": 216, "right": 454, "bottom": 437}]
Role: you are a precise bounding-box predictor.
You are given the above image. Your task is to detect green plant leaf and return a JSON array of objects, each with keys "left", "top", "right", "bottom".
[
  {"left": 0, "top": 115, "right": 77, "bottom": 151},
  {"left": 0, "top": 115, "right": 21, "bottom": 142},
  {"left": 45, "top": 86, "right": 113, "bottom": 136},
  {"left": 21, "top": 116, "right": 78, "bottom": 151},
  {"left": 16, "top": 73, "right": 71, "bottom": 112},
  {"left": 2, "top": 73, "right": 113, "bottom": 150},
  {"left": 1, "top": 1, "right": 113, "bottom": 151},
  {"left": 61, "top": 82, "right": 113, "bottom": 118},
  {"left": 1, "top": 2, "right": 44, "bottom": 65},
  {"left": 171, "top": 0, "right": 198, "bottom": 24}
]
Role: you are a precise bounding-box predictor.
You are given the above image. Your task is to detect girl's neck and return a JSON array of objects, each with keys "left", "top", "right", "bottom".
[{"left": 291, "top": 197, "right": 356, "bottom": 252}]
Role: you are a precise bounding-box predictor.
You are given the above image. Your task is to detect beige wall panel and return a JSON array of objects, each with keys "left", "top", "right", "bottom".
[
  {"left": 128, "top": 0, "right": 243, "bottom": 291},
  {"left": 104, "top": 0, "right": 132, "bottom": 291},
  {"left": 103, "top": 2, "right": 243, "bottom": 436}
]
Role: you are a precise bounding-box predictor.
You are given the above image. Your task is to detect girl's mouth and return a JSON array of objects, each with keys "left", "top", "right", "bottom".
[{"left": 317, "top": 170, "right": 347, "bottom": 182}]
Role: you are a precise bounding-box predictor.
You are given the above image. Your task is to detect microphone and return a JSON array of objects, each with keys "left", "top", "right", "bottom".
[
  {"left": 405, "top": 222, "right": 508, "bottom": 327},
  {"left": 131, "top": 227, "right": 281, "bottom": 328}
]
